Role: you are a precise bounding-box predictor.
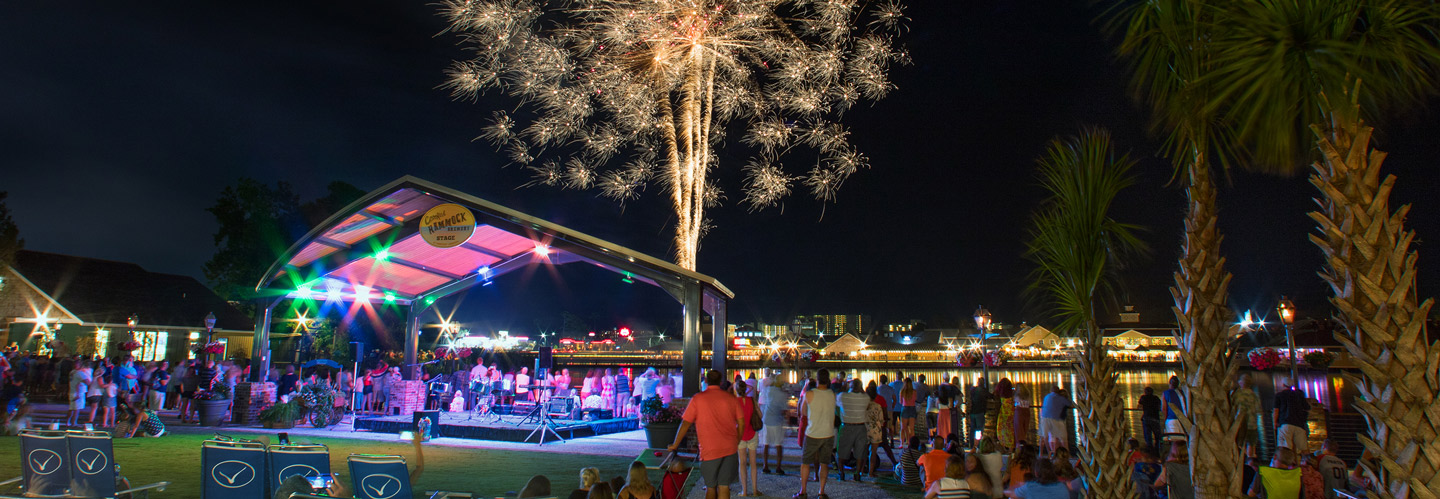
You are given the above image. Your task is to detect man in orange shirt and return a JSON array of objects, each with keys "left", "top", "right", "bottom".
[
  {"left": 917, "top": 432, "right": 952, "bottom": 491},
  {"left": 669, "top": 369, "right": 744, "bottom": 499}
]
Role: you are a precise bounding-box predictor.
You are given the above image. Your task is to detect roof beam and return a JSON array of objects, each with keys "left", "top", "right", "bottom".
[
  {"left": 361, "top": 210, "right": 403, "bottom": 226},
  {"left": 460, "top": 241, "right": 511, "bottom": 260},
  {"left": 315, "top": 237, "right": 350, "bottom": 250},
  {"left": 384, "top": 256, "right": 466, "bottom": 281}
]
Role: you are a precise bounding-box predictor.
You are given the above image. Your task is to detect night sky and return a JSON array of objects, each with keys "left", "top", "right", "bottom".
[{"left": 5, "top": 1, "right": 1440, "bottom": 333}]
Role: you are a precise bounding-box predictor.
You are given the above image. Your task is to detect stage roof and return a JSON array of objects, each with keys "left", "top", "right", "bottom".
[{"left": 256, "top": 176, "right": 732, "bottom": 306}]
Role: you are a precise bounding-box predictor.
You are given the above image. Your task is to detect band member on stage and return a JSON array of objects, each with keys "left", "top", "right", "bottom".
[
  {"left": 557, "top": 368, "right": 572, "bottom": 391},
  {"left": 600, "top": 368, "right": 617, "bottom": 412},
  {"left": 515, "top": 367, "right": 531, "bottom": 401},
  {"left": 581, "top": 369, "right": 597, "bottom": 401}
]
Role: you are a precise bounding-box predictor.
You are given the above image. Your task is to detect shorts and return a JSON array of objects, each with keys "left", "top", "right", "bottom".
[
  {"left": 104, "top": 396, "right": 117, "bottom": 408},
  {"left": 699, "top": 453, "right": 738, "bottom": 488},
  {"left": 87, "top": 396, "right": 102, "bottom": 406},
  {"left": 1164, "top": 418, "right": 1186, "bottom": 437},
  {"left": 182, "top": 390, "right": 196, "bottom": 400},
  {"left": 762, "top": 424, "right": 785, "bottom": 446},
  {"left": 802, "top": 436, "right": 835, "bottom": 465},
  {"left": 837, "top": 424, "right": 868, "bottom": 461},
  {"left": 1040, "top": 418, "right": 1067, "bottom": 444},
  {"left": 901, "top": 406, "right": 917, "bottom": 419},
  {"left": 364, "top": 385, "right": 373, "bottom": 394},
  {"left": 1277, "top": 424, "right": 1309, "bottom": 453},
  {"left": 738, "top": 434, "right": 759, "bottom": 451},
  {"left": 70, "top": 397, "right": 86, "bottom": 411}
]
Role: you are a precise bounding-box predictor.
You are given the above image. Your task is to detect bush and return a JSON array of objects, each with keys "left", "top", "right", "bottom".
[
  {"left": 640, "top": 397, "right": 681, "bottom": 424},
  {"left": 259, "top": 400, "right": 302, "bottom": 423}
]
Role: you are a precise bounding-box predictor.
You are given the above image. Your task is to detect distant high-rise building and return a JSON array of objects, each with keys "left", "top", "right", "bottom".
[{"left": 795, "top": 314, "right": 871, "bottom": 338}]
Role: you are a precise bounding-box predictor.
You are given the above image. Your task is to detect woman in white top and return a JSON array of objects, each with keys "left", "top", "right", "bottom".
[{"left": 581, "top": 369, "right": 597, "bottom": 400}]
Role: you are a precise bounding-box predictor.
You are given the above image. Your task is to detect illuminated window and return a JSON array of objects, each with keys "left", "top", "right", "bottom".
[
  {"left": 188, "top": 332, "right": 200, "bottom": 359},
  {"left": 135, "top": 332, "right": 168, "bottom": 362},
  {"left": 96, "top": 329, "right": 111, "bottom": 358}
]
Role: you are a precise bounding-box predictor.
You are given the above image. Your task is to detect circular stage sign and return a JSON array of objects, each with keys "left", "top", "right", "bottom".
[{"left": 420, "top": 203, "right": 476, "bottom": 249}]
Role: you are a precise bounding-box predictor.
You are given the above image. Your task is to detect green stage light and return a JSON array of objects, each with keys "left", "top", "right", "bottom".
[
  {"left": 384, "top": 292, "right": 396, "bottom": 303},
  {"left": 375, "top": 249, "right": 390, "bottom": 261}
]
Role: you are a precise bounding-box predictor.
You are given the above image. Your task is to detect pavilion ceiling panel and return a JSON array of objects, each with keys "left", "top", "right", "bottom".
[
  {"left": 328, "top": 257, "right": 452, "bottom": 297},
  {"left": 372, "top": 190, "right": 443, "bottom": 223},
  {"left": 387, "top": 234, "right": 501, "bottom": 277},
  {"left": 286, "top": 242, "right": 341, "bottom": 268},
  {"left": 469, "top": 225, "right": 537, "bottom": 256},
  {"left": 324, "top": 214, "right": 392, "bottom": 247}
]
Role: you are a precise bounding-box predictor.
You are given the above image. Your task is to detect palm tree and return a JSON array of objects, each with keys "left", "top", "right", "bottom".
[
  {"left": 1181, "top": 2, "right": 1440, "bottom": 496},
  {"left": 1025, "top": 128, "right": 1146, "bottom": 499},
  {"left": 1112, "top": 2, "right": 1245, "bottom": 496}
]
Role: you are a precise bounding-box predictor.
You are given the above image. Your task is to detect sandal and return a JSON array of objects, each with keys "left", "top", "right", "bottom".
[{"left": 792, "top": 493, "right": 807, "bottom": 499}]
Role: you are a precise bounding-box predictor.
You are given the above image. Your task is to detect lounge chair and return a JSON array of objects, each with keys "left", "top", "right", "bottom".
[
  {"left": 201, "top": 437, "right": 267, "bottom": 498},
  {"left": 0, "top": 429, "right": 169, "bottom": 499},
  {"left": 267, "top": 444, "right": 330, "bottom": 495},
  {"left": 288, "top": 454, "right": 471, "bottom": 499}
]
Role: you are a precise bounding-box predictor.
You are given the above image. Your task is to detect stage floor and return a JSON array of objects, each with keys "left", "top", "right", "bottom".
[{"left": 352, "top": 411, "right": 639, "bottom": 443}]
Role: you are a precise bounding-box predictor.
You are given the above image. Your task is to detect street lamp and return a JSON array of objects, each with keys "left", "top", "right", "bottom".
[
  {"left": 974, "top": 306, "right": 992, "bottom": 383},
  {"left": 203, "top": 312, "right": 216, "bottom": 362},
  {"left": 1277, "top": 297, "right": 1298, "bottom": 382}
]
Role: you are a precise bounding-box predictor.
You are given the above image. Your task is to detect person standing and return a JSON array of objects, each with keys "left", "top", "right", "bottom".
[
  {"left": 888, "top": 372, "right": 906, "bottom": 442},
  {"left": 733, "top": 374, "right": 761, "bottom": 497},
  {"left": 668, "top": 369, "right": 743, "bottom": 499},
  {"left": 796, "top": 369, "right": 836, "bottom": 499},
  {"left": 915, "top": 374, "right": 933, "bottom": 433},
  {"left": 515, "top": 366, "right": 531, "bottom": 401},
  {"left": 1233, "top": 374, "right": 1262, "bottom": 457},
  {"left": 994, "top": 378, "right": 1014, "bottom": 449},
  {"left": 966, "top": 379, "right": 989, "bottom": 441},
  {"left": 838, "top": 378, "right": 871, "bottom": 482},
  {"left": 1273, "top": 377, "right": 1310, "bottom": 455},
  {"left": 900, "top": 379, "right": 918, "bottom": 444},
  {"left": 1160, "top": 376, "right": 1186, "bottom": 441},
  {"left": 278, "top": 365, "right": 300, "bottom": 399},
  {"left": 1039, "top": 386, "right": 1072, "bottom": 455},
  {"left": 600, "top": 368, "right": 617, "bottom": 413},
  {"left": 760, "top": 376, "right": 792, "bottom": 476},
  {"left": 147, "top": 361, "right": 170, "bottom": 411},
  {"left": 1138, "top": 387, "right": 1162, "bottom": 450},
  {"left": 116, "top": 355, "right": 139, "bottom": 403},
  {"left": 66, "top": 361, "right": 92, "bottom": 426},
  {"left": 1013, "top": 383, "right": 1033, "bottom": 449},
  {"left": 864, "top": 383, "right": 896, "bottom": 478}
]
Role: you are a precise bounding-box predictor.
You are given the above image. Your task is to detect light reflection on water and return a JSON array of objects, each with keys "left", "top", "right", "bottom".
[{"left": 653, "top": 366, "right": 1351, "bottom": 444}]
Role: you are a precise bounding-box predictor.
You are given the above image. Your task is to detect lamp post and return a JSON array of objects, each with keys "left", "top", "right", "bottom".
[
  {"left": 1277, "top": 297, "right": 1298, "bottom": 382},
  {"left": 974, "top": 306, "right": 992, "bottom": 384},
  {"left": 203, "top": 312, "right": 216, "bottom": 362}
]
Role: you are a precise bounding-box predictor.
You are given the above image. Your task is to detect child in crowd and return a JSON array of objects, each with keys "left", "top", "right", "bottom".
[{"left": 1131, "top": 447, "right": 1162, "bottom": 499}]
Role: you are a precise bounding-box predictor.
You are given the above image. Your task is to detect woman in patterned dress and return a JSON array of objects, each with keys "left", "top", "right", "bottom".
[
  {"left": 994, "top": 378, "right": 1015, "bottom": 451},
  {"left": 600, "top": 368, "right": 617, "bottom": 412}
]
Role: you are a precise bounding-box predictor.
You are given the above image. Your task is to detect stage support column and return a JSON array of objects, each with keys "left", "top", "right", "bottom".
[
  {"left": 681, "top": 282, "right": 703, "bottom": 396},
  {"left": 704, "top": 291, "right": 728, "bottom": 374},
  {"left": 403, "top": 301, "right": 423, "bottom": 380},
  {"left": 249, "top": 299, "right": 278, "bottom": 382}
]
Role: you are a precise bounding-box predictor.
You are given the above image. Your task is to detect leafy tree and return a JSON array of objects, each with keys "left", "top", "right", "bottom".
[
  {"left": 0, "top": 191, "right": 22, "bottom": 270},
  {"left": 1024, "top": 129, "right": 1145, "bottom": 499},
  {"left": 203, "top": 179, "right": 365, "bottom": 303}
]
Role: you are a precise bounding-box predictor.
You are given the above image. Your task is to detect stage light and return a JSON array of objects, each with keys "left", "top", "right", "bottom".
[
  {"left": 375, "top": 249, "right": 390, "bottom": 261},
  {"left": 622, "top": 272, "right": 634, "bottom": 284},
  {"left": 354, "top": 285, "right": 372, "bottom": 301},
  {"left": 478, "top": 265, "right": 491, "bottom": 277},
  {"left": 533, "top": 244, "right": 550, "bottom": 257},
  {"left": 383, "top": 292, "right": 396, "bottom": 303}
]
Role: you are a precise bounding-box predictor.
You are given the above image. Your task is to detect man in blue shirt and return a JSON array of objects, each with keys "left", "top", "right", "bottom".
[
  {"left": 1160, "top": 376, "right": 1185, "bottom": 440},
  {"left": 888, "top": 371, "right": 906, "bottom": 441},
  {"left": 116, "top": 356, "right": 139, "bottom": 403},
  {"left": 1040, "top": 386, "right": 1072, "bottom": 454}
]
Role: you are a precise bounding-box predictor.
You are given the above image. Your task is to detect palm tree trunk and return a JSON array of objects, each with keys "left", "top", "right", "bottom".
[
  {"left": 1171, "top": 159, "right": 1244, "bottom": 498},
  {"left": 1074, "top": 321, "right": 1133, "bottom": 499},
  {"left": 1309, "top": 92, "right": 1439, "bottom": 499}
]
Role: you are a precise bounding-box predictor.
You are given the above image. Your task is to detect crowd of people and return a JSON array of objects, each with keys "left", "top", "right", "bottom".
[{"left": 0, "top": 348, "right": 250, "bottom": 437}]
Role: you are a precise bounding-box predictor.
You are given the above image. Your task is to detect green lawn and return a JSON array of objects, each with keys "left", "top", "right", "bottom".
[{"left": 0, "top": 430, "right": 638, "bottom": 498}]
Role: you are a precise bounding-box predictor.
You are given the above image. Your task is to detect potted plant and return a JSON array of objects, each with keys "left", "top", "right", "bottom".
[
  {"left": 194, "top": 382, "right": 233, "bottom": 426},
  {"left": 640, "top": 396, "right": 682, "bottom": 448},
  {"left": 259, "top": 400, "right": 302, "bottom": 429},
  {"left": 1304, "top": 350, "right": 1336, "bottom": 370}
]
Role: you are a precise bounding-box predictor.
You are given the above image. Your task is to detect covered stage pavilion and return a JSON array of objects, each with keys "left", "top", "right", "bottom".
[{"left": 249, "top": 176, "right": 732, "bottom": 396}]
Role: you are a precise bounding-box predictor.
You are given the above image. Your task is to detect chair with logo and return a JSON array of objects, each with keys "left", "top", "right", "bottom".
[
  {"left": 66, "top": 430, "right": 170, "bottom": 498},
  {"left": 201, "top": 437, "right": 268, "bottom": 499},
  {"left": 12, "top": 429, "right": 70, "bottom": 497},
  {"left": 1, "top": 429, "right": 169, "bottom": 499},
  {"left": 267, "top": 444, "right": 330, "bottom": 496},
  {"left": 286, "top": 454, "right": 471, "bottom": 499}
]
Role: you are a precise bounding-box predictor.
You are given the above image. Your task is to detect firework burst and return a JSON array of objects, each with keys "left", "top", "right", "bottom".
[{"left": 442, "top": 0, "right": 908, "bottom": 270}]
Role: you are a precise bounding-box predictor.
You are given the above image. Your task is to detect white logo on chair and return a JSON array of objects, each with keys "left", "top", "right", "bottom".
[
  {"left": 210, "top": 460, "right": 256, "bottom": 488},
  {"left": 279, "top": 464, "right": 321, "bottom": 481},
  {"left": 75, "top": 448, "right": 109, "bottom": 475},
  {"left": 27, "top": 449, "right": 63, "bottom": 476},
  {"left": 359, "top": 474, "right": 402, "bottom": 499}
]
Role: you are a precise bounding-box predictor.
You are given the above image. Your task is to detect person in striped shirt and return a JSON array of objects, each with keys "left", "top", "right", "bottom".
[{"left": 925, "top": 455, "right": 972, "bottom": 499}]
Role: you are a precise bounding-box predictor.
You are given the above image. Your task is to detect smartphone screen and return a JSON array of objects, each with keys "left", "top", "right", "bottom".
[
  {"left": 307, "top": 474, "right": 333, "bottom": 489},
  {"left": 974, "top": 430, "right": 982, "bottom": 441}
]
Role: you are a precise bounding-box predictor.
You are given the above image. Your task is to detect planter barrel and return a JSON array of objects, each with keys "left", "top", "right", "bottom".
[
  {"left": 196, "top": 398, "right": 231, "bottom": 426},
  {"left": 645, "top": 421, "right": 681, "bottom": 448}
]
